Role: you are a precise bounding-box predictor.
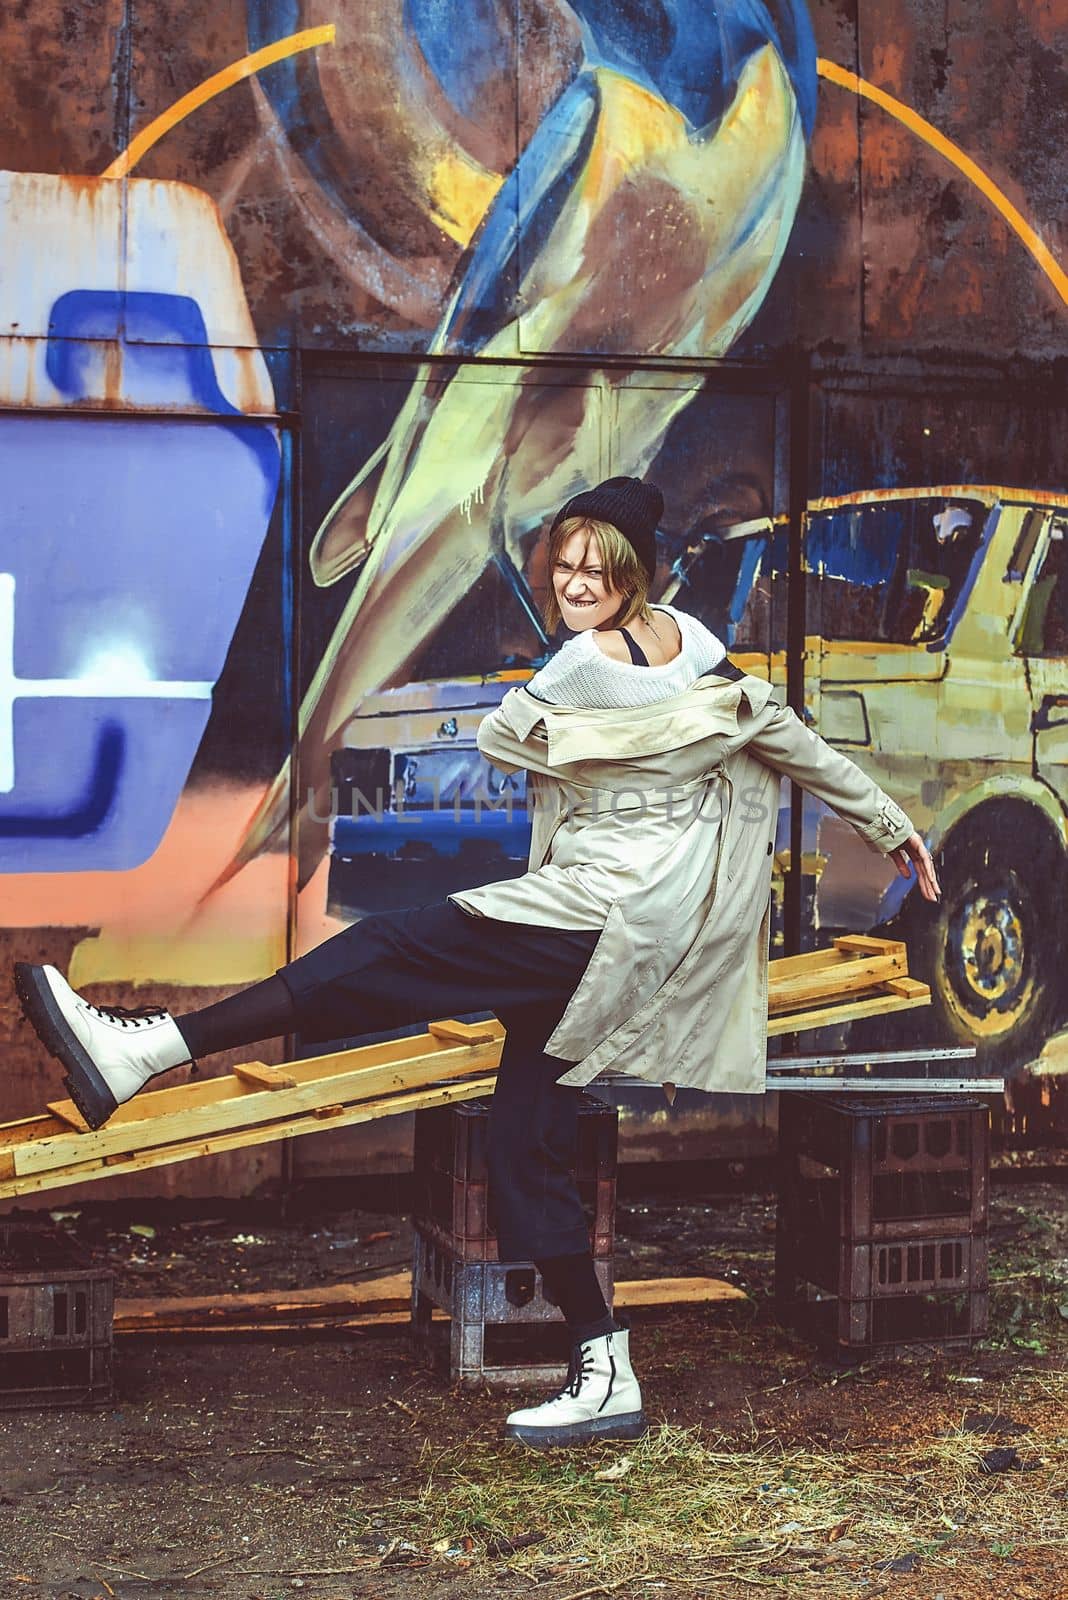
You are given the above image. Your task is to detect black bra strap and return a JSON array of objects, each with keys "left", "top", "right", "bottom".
[{"left": 619, "top": 627, "right": 650, "bottom": 667}]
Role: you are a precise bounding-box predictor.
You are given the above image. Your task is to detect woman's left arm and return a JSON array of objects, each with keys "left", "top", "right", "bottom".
[{"left": 744, "top": 699, "right": 940, "bottom": 901}]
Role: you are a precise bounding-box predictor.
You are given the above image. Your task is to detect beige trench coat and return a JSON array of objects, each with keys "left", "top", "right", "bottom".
[{"left": 449, "top": 668, "right": 914, "bottom": 1095}]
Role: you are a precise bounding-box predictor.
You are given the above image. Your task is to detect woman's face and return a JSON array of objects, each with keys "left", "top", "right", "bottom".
[{"left": 552, "top": 530, "right": 622, "bottom": 631}]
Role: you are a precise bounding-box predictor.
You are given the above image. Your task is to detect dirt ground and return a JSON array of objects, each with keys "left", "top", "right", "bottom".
[{"left": 0, "top": 1162, "right": 1065, "bottom": 1600}]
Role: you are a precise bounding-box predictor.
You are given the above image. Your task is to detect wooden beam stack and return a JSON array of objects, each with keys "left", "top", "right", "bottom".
[{"left": 0, "top": 937, "right": 929, "bottom": 1201}]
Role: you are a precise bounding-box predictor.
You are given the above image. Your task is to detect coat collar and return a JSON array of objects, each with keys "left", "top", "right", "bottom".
[{"left": 503, "top": 670, "right": 778, "bottom": 766}]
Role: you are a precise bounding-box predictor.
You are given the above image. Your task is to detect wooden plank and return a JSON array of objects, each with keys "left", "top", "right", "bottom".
[
  {"left": 36, "top": 1019, "right": 507, "bottom": 1133},
  {"left": 45, "top": 1059, "right": 303, "bottom": 1122},
  {"left": 761, "top": 946, "right": 852, "bottom": 978},
  {"left": 119, "top": 1311, "right": 423, "bottom": 1335},
  {"left": 767, "top": 940, "right": 876, "bottom": 979},
  {"left": 115, "top": 1272, "right": 413, "bottom": 1329},
  {"left": 0, "top": 1074, "right": 499, "bottom": 1201},
  {"left": 0, "top": 1112, "right": 74, "bottom": 1148},
  {"left": 768, "top": 986, "right": 929, "bottom": 1037},
  {"left": 12, "top": 1041, "right": 503, "bottom": 1179},
  {"left": 883, "top": 976, "right": 929, "bottom": 997},
  {"left": 761, "top": 936, "right": 902, "bottom": 981},
  {"left": 427, "top": 1020, "right": 499, "bottom": 1044},
  {"left": 833, "top": 935, "right": 906, "bottom": 957},
  {"left": 112, "top": 1275, "right": 747, "bottom": 1336},
  {"left": 232, "top": 1063, "right": 298, "bottom": 1091},
  {"left": 616, "top": 1276, "right": 747, "bottom": 1307},
  {"left": 46, "top": 1100, "right": 90, "bottom": 1131},
  {"left": 778, "top": 941, "right": 904, "bottom": 978},
  {"left": 768, "top": 951, "right": 907, "bottom": 1013},
  {"left": 1, "top": 990, "right": 933, "bottom": 1202}
]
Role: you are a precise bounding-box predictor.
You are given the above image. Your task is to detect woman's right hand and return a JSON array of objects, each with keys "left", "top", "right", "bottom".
[{"left": 888, "top": 832, "right": 941, "bottom": 902}]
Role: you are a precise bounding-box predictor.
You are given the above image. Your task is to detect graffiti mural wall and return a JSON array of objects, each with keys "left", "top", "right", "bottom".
[{"left": 0, "top": 0, "right": 1065, "bottom": 1191}]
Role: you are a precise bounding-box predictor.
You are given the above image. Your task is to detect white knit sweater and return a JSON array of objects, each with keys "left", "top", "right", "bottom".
[{"left": 525, "top": 605, "right": 726, "bottom": 709}]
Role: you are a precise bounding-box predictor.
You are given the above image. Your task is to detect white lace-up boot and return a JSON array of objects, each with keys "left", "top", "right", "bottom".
[
  {"left": 504, "top": 1326, "right": 649, "bottom": 1450},
  {"left": 14, "top": 963, "right": 192, "bottom": 1130}
]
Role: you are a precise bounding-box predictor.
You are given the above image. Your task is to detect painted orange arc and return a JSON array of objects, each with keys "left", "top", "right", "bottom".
[
  {"left": 818, "top": 58, "right": 1068, "bottom": 310},
  {"left": 101, "top": 25, "right": 337, "bottom": 181}
]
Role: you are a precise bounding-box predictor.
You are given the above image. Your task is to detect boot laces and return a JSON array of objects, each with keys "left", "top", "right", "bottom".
[
  {"left": 85, "top": 1001, "right": 170, "bottom": 1030},
  {"left": 557, "top": 1342, "right": 595, "bottom": 1401}
]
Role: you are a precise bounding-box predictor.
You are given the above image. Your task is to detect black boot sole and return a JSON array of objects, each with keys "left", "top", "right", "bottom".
[
  {"left": 505, "top": 1410, "right": 650, "bottom": 1451},
  {"left": 13, "top": 963, "right": 118, "bottom": 1132}
]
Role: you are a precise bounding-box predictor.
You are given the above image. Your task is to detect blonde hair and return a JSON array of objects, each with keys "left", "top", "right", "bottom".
[{"left": 541, "top": 515, "right": 653, "bottom": 634}]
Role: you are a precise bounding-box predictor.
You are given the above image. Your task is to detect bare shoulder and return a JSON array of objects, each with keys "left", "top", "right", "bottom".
[{"left": 589, "top": 629, "right": 631, "bottom": 662}]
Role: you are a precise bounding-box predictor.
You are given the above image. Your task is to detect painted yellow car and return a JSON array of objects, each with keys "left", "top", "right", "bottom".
[{"left": 785, "top": 486, "right": 1068, "bottom": 1070}]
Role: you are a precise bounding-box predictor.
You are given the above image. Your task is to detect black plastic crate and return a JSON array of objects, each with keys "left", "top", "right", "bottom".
[
  {"left": 777, "top": 1095, "right": 989, "bottom": 1240},
  {"left": 784, "top": 1231, "right": 988, "bottom": 1359},
  {"left": 775, "top": 1096, "right": 990, "bottom": 1361},
  {"left": 412, "top": 1093, "right": 617, "bottom": 1261},
  {"left": 0, "top": 1222, "right": 114, "bottom": 1409},
  {"left": 411, "top": 1226, "right": 615, "bottom": 1387}
]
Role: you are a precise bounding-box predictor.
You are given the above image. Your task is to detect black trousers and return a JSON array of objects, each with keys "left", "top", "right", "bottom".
[{"left": 278, "top": 900, "right": 601, "bottom": 1261}]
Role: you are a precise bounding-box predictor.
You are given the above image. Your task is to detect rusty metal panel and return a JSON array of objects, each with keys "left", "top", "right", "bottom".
[
  {"left": 748, "top": 0, "right": 863, "bottom": 354},
  {"left": 0, "top": 1, "right": 128, "bottom": 179},
  {"left": 857, "top": 0, "right": 1068, "bottom": 356},
  {"left": 289, "top": 1093, "right": 776, "bottom": 1182},
  {"left": 0, "top": 173, "right": 126, "bottom": 349},
  {"left": 126, "top": 0, "right": 519, "bottom": 353},
  {"left": 0, "top": 171, "right": 275, "bottom": 411},
  {"left": 2, "top": 1, "right": 1062, "bottom": 364},
  {"left": 515, "top": 2, "right": 818, "bottom": 360}
]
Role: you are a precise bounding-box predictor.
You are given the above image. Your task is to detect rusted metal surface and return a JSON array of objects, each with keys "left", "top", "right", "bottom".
[
  {"left": 857, "top": 0, "right": 1068, "bottom": 356},
  {"left": 0, "top": 2, "right": 1062, "bottom": 356},
  {"left": 0, "top": 172, "right": 276, "bottom": 404}
]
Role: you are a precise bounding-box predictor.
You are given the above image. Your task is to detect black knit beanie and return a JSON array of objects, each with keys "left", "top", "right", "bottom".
[{"left": 550, "top": 476, "right": 663, "bottom": 581}]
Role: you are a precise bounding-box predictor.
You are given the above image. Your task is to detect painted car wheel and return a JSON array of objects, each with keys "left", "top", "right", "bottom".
[
  {"left": 940, "top": 876, "right": 1034, "bottom": 1035},
  {"left": 925, "top": 830, "right": 1059, "bottom": 1068}
]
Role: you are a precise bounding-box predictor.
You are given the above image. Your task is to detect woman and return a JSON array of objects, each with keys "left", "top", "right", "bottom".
[{"left": 14, "top": 477, "right": 939, "bottom": 1450}]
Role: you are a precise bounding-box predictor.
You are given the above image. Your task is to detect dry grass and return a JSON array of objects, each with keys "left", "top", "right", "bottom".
[{"left": 365, "top": 1370, "right": 1068, "bottom": 1593}]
